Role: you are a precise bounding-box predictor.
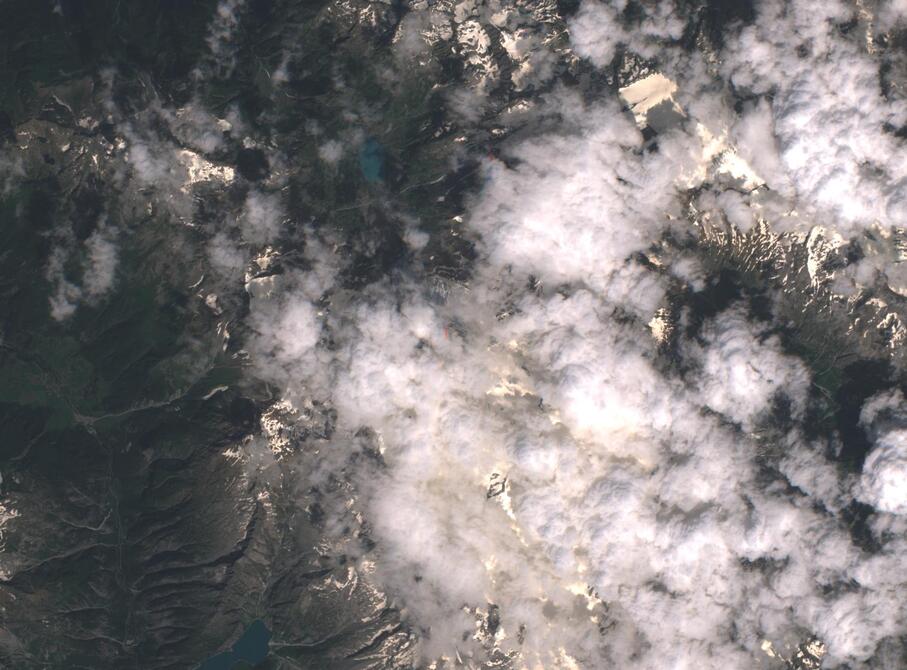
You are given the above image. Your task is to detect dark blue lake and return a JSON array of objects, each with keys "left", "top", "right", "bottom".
[{"left": 198, "top": 619, "right": 271, "bottom": 670}]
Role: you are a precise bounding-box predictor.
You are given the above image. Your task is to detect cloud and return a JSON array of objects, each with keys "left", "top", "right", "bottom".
[
  {"left": 82, "top": 227, "right": 119, "bottom": 298},
  {"left": 222, "top": 2, "right": 907, "bottom": 667},
  {"left": 197, "top": 0, "right": 246, "bottom": 80},
  {"left": 233, "top": 77, "right": 907, "bottom": 668},
  {"left": 241, "top": 191, "right": 284, "bottom": 244},
  {"left": 160, "top": 103, "right": 231, "bottom": 155},
  {"left": 466, "top": 88, "right": 696, "bottom": 301},
  {"left": 568, "top": 1, "right": 626, "bottom": 68},
  {"left": 123, "top": 133, "right": 172, "bottom": 185},
  {"left": 207, "top": 232, "right": 247, "bottom": 276},
  {"left": 692, "top": 306, "right": 811, "bottom": 432},
  {"left": 317, "top": 140, "right": 343, "bottom": 165},
  {"left": 718, "top": 0, "right": 907, "bottom": 234},
  {"left": 46, "top": 221, "right": 119, "bottom": 321},
  {"left": 730, "top": 98, "right": 793, "bottom": 198},
  {"left": 12, "top": 0, "right": 899, "bottom": 665},
  {"left": 0, "top": 152, "right": 25, "bottom": 195},
  {"left": 877, "top": 0, "right": 907, "bottom": 31},
  {"left": 859, "top": 390, "right": 907, "bottom": 515}
]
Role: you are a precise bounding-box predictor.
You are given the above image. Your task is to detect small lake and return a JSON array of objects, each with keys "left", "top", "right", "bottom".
[
  {"left": 359, "top": 137, "right": 385, "bottom": 182},
  {"left": 198, "top": 619, "right": 271, "bottom": 670}
]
